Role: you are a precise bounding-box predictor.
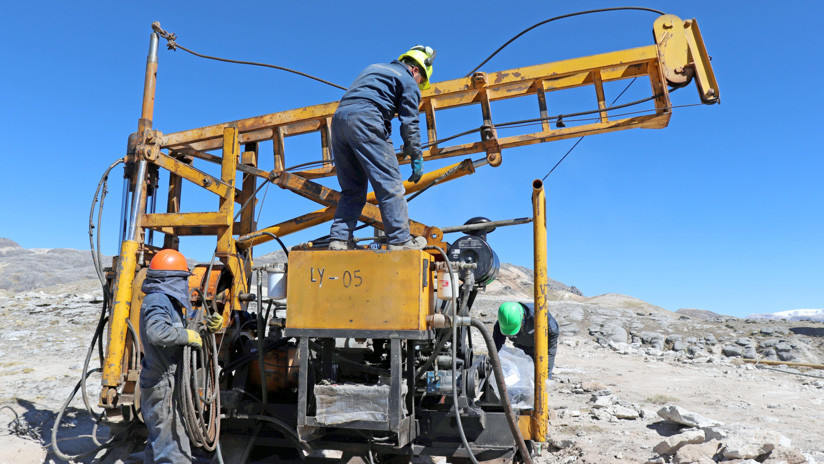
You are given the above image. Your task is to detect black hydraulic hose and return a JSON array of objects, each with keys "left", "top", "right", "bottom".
[
  {"left": 452, "top": 272, "right": 479, "bottom": 464},
  {"left": 465, "top": 7, "right": 666, "bottom": 76},
  {"left": 424, "top": 246, "right": 479, "bottom": 463},
  {"left": 88, "top": 158, "right": 124, "bottom": 288},
  {"left": 469, "top": 318, "right": 532, "bottom": 464},
  {"left": 51, "top": 367, "right": 138, "bottom": 461},
  {"left": 74, "top": 296, "right": 117, "bottom": 450},
  {"left": 151, "top": 22, "right": 347, "bottom": 91},
  {"left": 84, "top": 301, "right": 109, "bottom": 420},
  {"left": 258, "top": 231, "right": 290, "bottom": 257}
]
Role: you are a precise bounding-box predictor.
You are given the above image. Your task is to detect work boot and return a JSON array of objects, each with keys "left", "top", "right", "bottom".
[
  {"left": 387, "top": 236, "right": 427, "bottom": 251},
  {"left": 329, "top": 239, "right": 355, "bottom": 250}
]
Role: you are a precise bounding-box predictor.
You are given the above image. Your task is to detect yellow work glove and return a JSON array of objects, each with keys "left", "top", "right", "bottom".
[
  {"left": 206, "top": 313, "right": 224, "bottom": 333},
  {"left": 186, "top": 329, "right": 203, "bottom": 349}
]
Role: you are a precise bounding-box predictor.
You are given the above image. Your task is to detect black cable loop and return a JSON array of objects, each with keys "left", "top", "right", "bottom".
[
  {"left": 152, "top": 24, "right": 347, "bottom": 90},
  {"left": 89, "top": 158, "right": 124, "bottom": 288},
  {"left": 465, "top": 7, "right": 666, "bottom": 76}
]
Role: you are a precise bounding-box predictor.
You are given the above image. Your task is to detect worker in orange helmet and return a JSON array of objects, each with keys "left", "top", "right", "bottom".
[{"left": 134, "top": 249, "right": 222, "bottom": 463}]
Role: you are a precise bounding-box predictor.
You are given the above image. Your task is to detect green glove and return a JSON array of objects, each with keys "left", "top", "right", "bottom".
[
  {"left": 206, "top": 313, "right": 224, "bottom": 333},
  {"left": 186, "top": 329, "right": 203, "bottom": 349},
  {"left": 408, "top": 156, "right": 423, "bottom": 183}
]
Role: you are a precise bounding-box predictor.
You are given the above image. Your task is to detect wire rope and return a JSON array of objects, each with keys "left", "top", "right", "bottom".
[
  {"left": 151, "top": 23, "right": 347, "bottom": 91},
  {"left": 465, "top": 7, "right": 665, "bottom": 76}
]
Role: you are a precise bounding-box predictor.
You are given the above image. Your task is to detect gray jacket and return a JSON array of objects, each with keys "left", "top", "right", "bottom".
[
  {"left": 339, "top": 60, "right": 422, "bottom": 159},
  {"left": 138, "top": 270, "right": 192, "bottom": 388}
]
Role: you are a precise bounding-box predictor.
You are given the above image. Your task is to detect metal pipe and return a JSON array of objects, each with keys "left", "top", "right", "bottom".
[
  {"left": 742, "top": 358, "right": 824, "bottom": 370},
  {"left": 256, "top": 269, "right": 268, "bottom": 406},
  {"left": 118, "top": 176, "right": 130, "bottom": 246},
  {"left": 100, "top": 28, "right": 160, "bottom": 402},
  {"left": 147, "top": 180, "right": 157, "bottom": 246},
  {"left": 125, "top": 160, "right": 148, "bottom": 241},
  {"left": 440, "top": 217, "right": 532, "bottom": 234},
  {"left": 101, "top": 239, "right": 139, "bottom": 390},
  {"left": 531, "top": 179, "right": 548, "bottom": 442},
  {"left": 139, "top": 32, "right": 159, "bottom": 131}
]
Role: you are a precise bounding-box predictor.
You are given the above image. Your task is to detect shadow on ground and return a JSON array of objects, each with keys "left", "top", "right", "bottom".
[
  {"left": 0, "top": 397, "right": 115, "bottom": 463},
  {"left": 646, "top": 420, "right": 685, "bottom": 438},
  {"left": 790, "top": 326, "right": 824, "bottom": 338}
]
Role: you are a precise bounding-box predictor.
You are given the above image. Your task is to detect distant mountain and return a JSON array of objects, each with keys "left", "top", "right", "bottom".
[
  {"left": 748, "top": 308, "right": 824, "bottom": 322},
  {"left": 676, "top": 308, "right": 731, "bottom": 321},
  {"left": 484, "top": 263, "right": 583, "bottom": 299},
  {"left": 0, "top": 241, "right": 587, "bottom": 302},
  {"left": 0, "top": 238, "right": 105, "bottom": 292}
]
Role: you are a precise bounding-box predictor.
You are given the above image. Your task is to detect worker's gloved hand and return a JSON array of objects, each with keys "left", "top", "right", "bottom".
[
  {"left": 408, "top": 156, "right": 423, "bottom": 183},
  {"left": 185, "top": 329, "right": 203, "bottom": 349},
  {"left": 206, "top": 313, "right": 224, "bottom": 333}
]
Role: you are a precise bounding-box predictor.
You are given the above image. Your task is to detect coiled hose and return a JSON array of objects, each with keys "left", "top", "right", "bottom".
[{"left": 178, "top": 318, "right": 221, "bottom": 451}]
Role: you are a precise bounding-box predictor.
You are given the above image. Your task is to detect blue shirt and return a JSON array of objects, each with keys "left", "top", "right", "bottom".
[{"left": 339, "top": 60, "right": 422, "bottom": 159}]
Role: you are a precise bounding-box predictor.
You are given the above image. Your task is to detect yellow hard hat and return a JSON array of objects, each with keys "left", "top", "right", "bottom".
[{"left": 399, "top": 45, "right": 436, "bottom": 90}]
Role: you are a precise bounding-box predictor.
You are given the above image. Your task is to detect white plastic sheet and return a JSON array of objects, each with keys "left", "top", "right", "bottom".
[
  {"left": 313, "top": 383, "right": 407, "bottom": 425},
  {"left": 490, "top": 345, "right": 535, "bottom": 410}
]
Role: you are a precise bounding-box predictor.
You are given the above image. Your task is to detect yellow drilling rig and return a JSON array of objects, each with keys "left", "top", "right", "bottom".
[{"left": 76, "top": 11, "right": 718, "bottom": 463}]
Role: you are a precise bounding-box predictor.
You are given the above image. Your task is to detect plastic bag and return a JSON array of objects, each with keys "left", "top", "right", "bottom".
[{"left": 490, "top": 345, "right": 535, "bottom": 410}]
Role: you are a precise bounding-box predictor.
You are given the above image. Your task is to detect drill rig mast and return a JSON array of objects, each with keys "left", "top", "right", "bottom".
[{"left": 95, "top": 13, "right": 718, "bottom": 463}]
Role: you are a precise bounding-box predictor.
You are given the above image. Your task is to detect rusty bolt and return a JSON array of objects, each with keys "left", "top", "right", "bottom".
[{"left": 106, "top": 387, "right": 118, "bottom": 406}]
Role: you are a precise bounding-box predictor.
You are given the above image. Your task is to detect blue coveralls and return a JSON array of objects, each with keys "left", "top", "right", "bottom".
[
  {"left": 329, "top": 60, "right": 422, "bottom": 245},
  {"left": 138, "top": 270, "right": 194, "bottom": 463},
  {"left": 493, "top": 302, "right": 560, "bottom": 379}
]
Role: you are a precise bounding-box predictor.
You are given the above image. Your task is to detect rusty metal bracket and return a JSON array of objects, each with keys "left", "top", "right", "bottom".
[
  {"left": 134, "top": 129, "right": 164, "bottom": 161},
  {"left": 471, "top": 72, "right": 487, "bottom": 89},
  {"left": 480, "top": 124, "right": 502, "bottom": 167}
]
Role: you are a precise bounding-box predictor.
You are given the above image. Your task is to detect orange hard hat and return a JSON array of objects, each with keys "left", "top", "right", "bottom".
[{"left": 149, "top": 249, "right": 189, "bottom": 272}]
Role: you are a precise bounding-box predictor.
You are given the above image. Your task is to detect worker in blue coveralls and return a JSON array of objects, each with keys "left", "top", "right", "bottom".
[
  {"left": 329, "top": 45, "right": 436, "bottom": 251},
  {"left": 136, "top": 249, "right": 223, "bottom": 463},
  {"left": 494, "top": 301, "right": 560, "bottom": 379}
]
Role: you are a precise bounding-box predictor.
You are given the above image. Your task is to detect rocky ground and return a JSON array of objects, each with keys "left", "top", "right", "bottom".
[{"left": 1, "top": 241, "right": 823, "bottom": 463}]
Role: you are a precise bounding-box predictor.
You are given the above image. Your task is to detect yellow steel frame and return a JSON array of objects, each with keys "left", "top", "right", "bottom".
[{"left": 100, "top": 15, "right": 719, "bottom": 411}]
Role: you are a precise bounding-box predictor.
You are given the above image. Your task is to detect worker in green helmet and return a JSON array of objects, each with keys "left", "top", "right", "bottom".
[
  {"left": 493, "top": 301, "right": 559, "bottom": 379},
  {"left": 328, "top": 45, "right": 436, "bottom": 251}
]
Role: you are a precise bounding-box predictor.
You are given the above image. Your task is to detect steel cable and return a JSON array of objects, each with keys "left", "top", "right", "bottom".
[
  {"left": 464, "top": 7, "right": 666, "bottom": 76},
  {"left": 151, "top": 22, "right": 347, "bottom": 91}
]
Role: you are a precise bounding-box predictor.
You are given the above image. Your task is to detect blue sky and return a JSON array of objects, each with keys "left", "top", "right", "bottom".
[{"left": 2, "top": 1, "right": 822, "bottom": 317}]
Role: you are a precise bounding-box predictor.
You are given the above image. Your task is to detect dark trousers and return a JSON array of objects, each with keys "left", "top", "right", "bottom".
[
  {"left": 329, "top": 101, "right": 411, "bottom": 245},
  {"left": 141, "top": 375, "right": 192, "bottom": 463}
]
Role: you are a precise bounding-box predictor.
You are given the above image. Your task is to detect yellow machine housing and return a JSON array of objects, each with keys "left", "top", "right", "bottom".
[{"left": 286, "top": 249, "right": 436, "bottom": 334}]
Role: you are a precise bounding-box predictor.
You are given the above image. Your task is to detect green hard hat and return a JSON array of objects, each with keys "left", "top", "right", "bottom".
[{"left": 498, "top": 302, "right": 524, "bottom": 336}]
